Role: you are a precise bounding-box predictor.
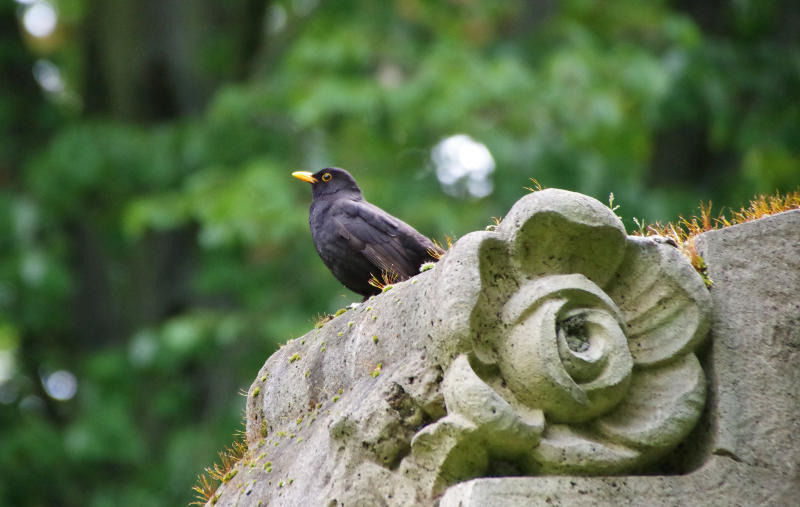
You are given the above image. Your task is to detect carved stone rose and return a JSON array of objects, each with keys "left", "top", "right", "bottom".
[{"left": 407, "top": 189, "right": 711, "bottom": 494}]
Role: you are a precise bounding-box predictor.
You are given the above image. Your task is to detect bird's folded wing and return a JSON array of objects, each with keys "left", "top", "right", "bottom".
[{"left": 334, "top": 200, "right": 426, "bottom": 279}]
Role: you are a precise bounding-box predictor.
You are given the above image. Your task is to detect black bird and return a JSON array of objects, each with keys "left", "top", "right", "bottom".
[{"left": 293, "top": 168, "right": 444, "bottom": 298}]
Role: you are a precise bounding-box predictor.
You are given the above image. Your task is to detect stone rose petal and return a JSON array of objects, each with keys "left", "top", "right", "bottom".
[
  {"left": 594, "top": 353, "right": 706, "bottom": 456},
  {"left": 605, "top": 237, "right": 712, "bottom": 366},
  {"left": 498, "top": 189, "right": 627, "bottom": 287}
]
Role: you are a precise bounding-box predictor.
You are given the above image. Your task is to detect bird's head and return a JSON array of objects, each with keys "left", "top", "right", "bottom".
[{"left": 292, "top": 167, "right": 363, "bottom": 200}]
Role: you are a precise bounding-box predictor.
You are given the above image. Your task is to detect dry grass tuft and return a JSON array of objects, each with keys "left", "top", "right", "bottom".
[
  {"left": 524, "top": 178, "right": 545, "bottom": 192},
  {"left": 368, "top": 270, "right": 399, "bottom": 292},
  {"left": 428, "top": 236, "right": 453, "bottom": 260},
  {"left": 314, "top": 312, "right": 334, "bottom": 328},
  {"left": 190, "top": 429, "right": 249, "bottom": 505},
  {"left": 633, "top": 188, "right": 799, "bottom": 286}
]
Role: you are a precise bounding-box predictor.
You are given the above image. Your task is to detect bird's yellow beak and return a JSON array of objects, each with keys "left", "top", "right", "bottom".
[{"left": 292, "top": 171, "right": 317, "bottom": 184}]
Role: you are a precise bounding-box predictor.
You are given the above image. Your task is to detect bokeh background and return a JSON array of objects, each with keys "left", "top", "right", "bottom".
[{"left": 1, "top": 0, "right": 798, "bottom": 505}]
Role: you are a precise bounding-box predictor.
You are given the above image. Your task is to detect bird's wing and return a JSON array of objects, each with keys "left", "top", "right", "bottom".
[{"left": 334, "top": 199, "right": 434, "bottom": 279}]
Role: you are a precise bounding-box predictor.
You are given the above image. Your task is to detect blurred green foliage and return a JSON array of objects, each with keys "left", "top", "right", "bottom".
[{"left": 1, "top": 0, "right": 797, "bottom": 505}]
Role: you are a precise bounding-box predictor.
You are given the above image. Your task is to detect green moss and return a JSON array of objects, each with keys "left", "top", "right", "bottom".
[
  {"left": 694, "top": 254, "right": 713, "bottom": 287},
  {"left": 333, "top": 307, "right": 348, "bottom": 317},
  {"left": 252, "top": 387, "right": 260, "bottom": 397},
  {"left": 372, "top": 335, "right": 378, "bottom": 344},
  {"left": 222, "top": 469, "right": 238, "bottom": 483},
  {"left": 332, "top": 395, "right": 340, "bottom": 402},
  {"left": 289, "top": 353, "right": 300, "bottom": 363},
  {"left": 370, "top": 363, "right": 383, "bottom": 378},
  {"left": 347, "top": 321, "right": 354, "bottom": 327}
]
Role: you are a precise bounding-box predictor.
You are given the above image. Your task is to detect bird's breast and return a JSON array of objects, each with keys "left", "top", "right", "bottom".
[{"left": 309, "top": 202, "right": 351, "bottom": 257}]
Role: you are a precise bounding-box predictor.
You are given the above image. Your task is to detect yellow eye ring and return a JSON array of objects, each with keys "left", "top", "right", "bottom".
[{"left": 321, "top": 172, "right": 332, "bottom": 182}]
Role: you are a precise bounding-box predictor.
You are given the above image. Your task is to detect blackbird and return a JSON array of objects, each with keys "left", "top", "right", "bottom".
[{"left": 293, "top": 168, "right": 444, "bottom": 297}]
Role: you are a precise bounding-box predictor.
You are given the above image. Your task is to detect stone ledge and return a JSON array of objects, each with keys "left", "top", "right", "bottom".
[{"left": 439, "top": 457, "right": 792, "bottom": 506}]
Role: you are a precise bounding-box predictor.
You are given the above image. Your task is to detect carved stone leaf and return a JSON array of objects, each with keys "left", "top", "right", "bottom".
[
  {"left": 605, "top": 237, "right": 711, "bottom": 367},
  {"left": 407, "top": 355, "right": 547, "bottom": 496}
]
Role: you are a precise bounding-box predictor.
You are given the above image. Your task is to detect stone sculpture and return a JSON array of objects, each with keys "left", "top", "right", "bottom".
[{"left": 212, "top": 189, "right": 715, "bottom": 506}]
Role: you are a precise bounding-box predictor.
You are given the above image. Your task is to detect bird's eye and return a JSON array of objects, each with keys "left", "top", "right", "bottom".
[{"left": 321, "top": 172, "right": 332, "bottom": 182}]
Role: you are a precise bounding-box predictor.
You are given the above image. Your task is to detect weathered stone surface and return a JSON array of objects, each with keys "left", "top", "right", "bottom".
[{"left": 210, "top": 193, "right": 797, "bottom": 506}]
